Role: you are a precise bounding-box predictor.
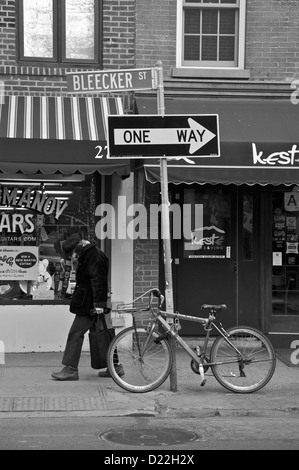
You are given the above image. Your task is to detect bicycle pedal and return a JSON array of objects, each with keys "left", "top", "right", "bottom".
[{"left": 200, "top": 379, "right": 207, "bottom": 387}]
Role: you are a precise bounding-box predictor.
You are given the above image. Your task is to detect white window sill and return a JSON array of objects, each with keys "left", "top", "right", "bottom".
[{"left": 172, "top": 67, "right": 251, "bottom": 79}]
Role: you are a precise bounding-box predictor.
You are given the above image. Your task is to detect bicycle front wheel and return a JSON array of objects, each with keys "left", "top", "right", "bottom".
[
  {"left": 107, "top": 326, "right": 173, "bottom": 393},
  {"left": 210, "top": 326, "right": 276, "bottom": 393}
]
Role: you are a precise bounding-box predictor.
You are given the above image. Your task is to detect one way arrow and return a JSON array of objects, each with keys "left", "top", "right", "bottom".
[{"left": 114, "top": 118, "right": 217, "bottom": 155}]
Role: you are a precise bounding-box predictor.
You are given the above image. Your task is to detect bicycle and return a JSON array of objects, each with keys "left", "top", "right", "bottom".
[{"left": 107, "top": 288, "right": 276, "bottom": 394}]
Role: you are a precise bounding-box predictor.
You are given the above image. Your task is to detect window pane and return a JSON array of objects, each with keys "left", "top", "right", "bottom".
[
  {"left": 23, "top": 0, "right": 53, "bottom": 58},
  {"left": 202, "top": 36, "right": 217, "bottom": 60},
  {"left": 220, "top": 9, "right": 235, "bottom": 34},
  {"left": 184, "top": 36, "right": 200, "bottom": 60},
  {"left": 202, "top": 10, "right": 218, "bottom": 34},
  {"left": 272, "top": 190, "right": 299, "bottom": 316},
  {"left": 65, "top": 0, "right": 95, "bottom": 60},
  {"left": 185, "top": 9, "right": 201, "bottom": 34},
  {"left": 184, "top": 188, "right": 231, "bottom": 259},
  {"left": 219, "top": 36, "right": 235, "bottom": 60}
]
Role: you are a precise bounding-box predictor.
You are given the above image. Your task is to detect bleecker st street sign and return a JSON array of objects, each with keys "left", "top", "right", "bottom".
[
  {"left": 66, "top": 68, "right": 156, "bottom": 93},
  {"left": 108, "top": 114, "right": 220, "bottom": 158}
]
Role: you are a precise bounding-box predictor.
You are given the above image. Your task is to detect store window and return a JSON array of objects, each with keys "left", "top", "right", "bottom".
[
  {"left": 176, "top": 0, "right": 246, "bottom": 70},
  {"left": 18, "top": 0, "right": 100, "bottom": 65},
  {"left": 272, "top": 189, "right": 299, "bottom": 316},
  {"left": 0, "top": 176, "right": 95, "bottom": 302}
]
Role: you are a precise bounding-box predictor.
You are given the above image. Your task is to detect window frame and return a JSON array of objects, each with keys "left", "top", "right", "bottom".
[
  {"left": 176, "top": 0, "right": 246, "bottom": 72},
  {"left": 17, "top": 0, "right": 101, "bottom": 67}
]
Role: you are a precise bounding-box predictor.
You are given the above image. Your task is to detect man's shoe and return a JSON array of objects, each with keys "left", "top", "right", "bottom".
[
  {"left": 98, "top": 364, "right": 124, "bottom": 378},
  {"left": 51, "top": 366, "right": 79, "bottom": 381}
]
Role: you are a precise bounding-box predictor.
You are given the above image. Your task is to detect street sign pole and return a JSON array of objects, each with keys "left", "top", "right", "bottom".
[{"left": 156, "top": 60, "right": 177, "bottom": 392}]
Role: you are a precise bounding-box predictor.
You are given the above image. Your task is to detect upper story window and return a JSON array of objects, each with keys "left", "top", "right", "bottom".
[
  {"left": 18, "top": 0, "right": 101, "bottom": 66},
  {"left": 176, "top": 0, "right": 246, "bottom": 72}
]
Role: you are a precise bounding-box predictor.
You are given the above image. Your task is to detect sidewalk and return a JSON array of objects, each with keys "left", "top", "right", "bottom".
[{"left": 0, "top": 349, "right": 298, "bottom": 419}]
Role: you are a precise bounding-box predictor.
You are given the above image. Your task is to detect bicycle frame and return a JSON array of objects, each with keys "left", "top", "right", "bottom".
[
  {"left": 114, "top": 290, "right": 276, "bottom": 393},
  {"left": 133, "top": 307, "right": 247, "bottom": 385},
  {"left": 157, "top": 311, "right": 245, "bottom": 364}
]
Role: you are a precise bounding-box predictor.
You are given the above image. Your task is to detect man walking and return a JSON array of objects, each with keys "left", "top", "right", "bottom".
[{"left": 51, "top": 232, "right": 123, "bottom": 381}]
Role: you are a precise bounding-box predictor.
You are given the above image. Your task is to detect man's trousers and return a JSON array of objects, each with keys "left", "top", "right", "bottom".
[{"left": 62, "top": 314, "right": 96, "bottom": 369}]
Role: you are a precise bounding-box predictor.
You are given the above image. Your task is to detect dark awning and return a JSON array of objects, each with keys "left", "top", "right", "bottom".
[
  {"left": 136, "top": 97, "right": 299, "bottom": 185},
  {"left": 0, "top": 95, "right": 130, "bottom": 176}
]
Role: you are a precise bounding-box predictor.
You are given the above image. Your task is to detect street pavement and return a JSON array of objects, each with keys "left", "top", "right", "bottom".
[{"left": 0, "top": 347, "right": 298, "bottom": 420}]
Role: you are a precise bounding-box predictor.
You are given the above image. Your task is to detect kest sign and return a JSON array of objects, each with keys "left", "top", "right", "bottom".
[
  {"left": 108, "top": 114, "right": 220, "bottom": 158},
  {"left": 66, "top": 68, "right": 156, "bottom": 93}
]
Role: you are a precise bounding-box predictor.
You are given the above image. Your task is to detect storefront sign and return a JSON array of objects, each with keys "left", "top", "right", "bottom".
[
  {"left": 252, "top": 143, "right": 299, "bottom": 166},
  {"left": 0, "top": 186, "right": 68, "bottom": 223},
  {"left": 184, "top": 225, "right": 228, "bottom": 258},
  {"left": 0, "top": 246, "right": 38, "bottom": 281}
]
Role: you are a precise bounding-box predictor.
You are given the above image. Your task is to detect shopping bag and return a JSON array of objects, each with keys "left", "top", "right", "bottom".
[{"left": 89, "top": 315, "right": 115, "bottom": 370}]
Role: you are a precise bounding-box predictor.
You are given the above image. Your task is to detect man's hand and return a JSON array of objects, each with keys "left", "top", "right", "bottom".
[
  {"left": 95, "top": 307, "right": 104, "bottom": 314},
  {"left": 90, "top": 307, "right": 104, "bottom": 316}
]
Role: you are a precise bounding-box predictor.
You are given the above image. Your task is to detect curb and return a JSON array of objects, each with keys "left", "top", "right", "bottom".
[
  {"left": 0, "top": 401, "right": 298, "bottom": 419},
  {"left": 157, "top": 407, "right": 299, "bottom": 418}
]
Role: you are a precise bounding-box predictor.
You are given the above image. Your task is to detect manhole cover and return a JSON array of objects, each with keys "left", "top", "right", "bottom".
[{"left": 100, "top": 427, "right": 200, "bottom": 446}]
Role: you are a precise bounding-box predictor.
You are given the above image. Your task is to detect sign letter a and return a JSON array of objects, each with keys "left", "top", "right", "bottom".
[{"left": 285, "top": 193, "right": 299, "bottom": 212}]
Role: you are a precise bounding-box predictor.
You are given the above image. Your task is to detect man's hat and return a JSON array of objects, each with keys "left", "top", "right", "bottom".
[{"left": 61, "top": 232, "right": 81, "bottom": 256}]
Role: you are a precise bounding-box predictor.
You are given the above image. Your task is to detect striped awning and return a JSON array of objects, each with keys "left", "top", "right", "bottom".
[{"left": 0, "top": 95, "right": 130, "bottom": 176}]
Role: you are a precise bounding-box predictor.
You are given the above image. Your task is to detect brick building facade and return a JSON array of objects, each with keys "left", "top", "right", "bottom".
[
  {"left": 135, "top": 0, "right": 299, "bottom": 81},
  {"left": 0, "top": 0, "right": 135, "bottom": 97},
  {"left": 132, "top": 0, "right": 299, "bottom": 342},
  {"left": 0, "top": 1, "right": 299, "bottom": 347}
]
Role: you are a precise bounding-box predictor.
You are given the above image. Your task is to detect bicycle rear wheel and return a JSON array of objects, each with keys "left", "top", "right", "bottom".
[
  {"left": 107, "top": 326, "right": 173, "bottom": 393},
  {"left": 210, "top": 326, "right": 276, "bottom": 393}
]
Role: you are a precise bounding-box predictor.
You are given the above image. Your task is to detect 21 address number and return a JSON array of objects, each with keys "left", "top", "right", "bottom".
[{"left": 95, "top": 145, "right": 108, "bottom": 159}]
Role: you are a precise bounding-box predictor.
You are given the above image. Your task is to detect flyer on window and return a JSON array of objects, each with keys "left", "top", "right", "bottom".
[{"left": 0, "top": 246, "right": 39, "bottom": 281}]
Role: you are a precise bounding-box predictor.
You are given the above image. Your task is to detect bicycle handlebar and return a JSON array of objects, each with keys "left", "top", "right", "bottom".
[{"left": 117, "top": 287, "right": 164, "bottom": 313}]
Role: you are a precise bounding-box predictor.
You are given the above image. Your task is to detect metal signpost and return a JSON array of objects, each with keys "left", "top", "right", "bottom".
[{"left": 155, "top": 61, "right": 177, "bottom": 391}]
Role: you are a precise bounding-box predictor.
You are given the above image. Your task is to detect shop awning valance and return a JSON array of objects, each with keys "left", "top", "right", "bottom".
[
  {"left": 0, "top": 95, "right": 130, "bottom": 176},
  {"left": 136, "top": 97, "right": 299, "bottom": 186}
]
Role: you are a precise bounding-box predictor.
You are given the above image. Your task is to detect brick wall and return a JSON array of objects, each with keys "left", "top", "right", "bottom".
[
  {"left": 2, "top": 1, "right": 299, "bottom": 91},
  {"left": 103, "top": 0, "right": 135, "bottom": 69},
  {"left": 0, "top": 0, "right": 135, "bottom": 97},
  {"left": 135, "top": 0, "right": 299, "bottom": 81},
  {"left": 136, "top": 0, "right": 176, "bottom": 75},
  {"left": 133, "top": 177, "right": 160, "bottom": 326},
  {"left": 246, "top": 0, "right": 299, "bottom": 80}
]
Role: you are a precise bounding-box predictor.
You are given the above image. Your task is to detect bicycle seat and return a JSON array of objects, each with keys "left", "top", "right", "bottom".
[{"left": 201, "top": 304, "right": 227, "bottom": 312}]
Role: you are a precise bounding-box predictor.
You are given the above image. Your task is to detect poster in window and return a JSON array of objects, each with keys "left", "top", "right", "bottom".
[{"left": 0, "top": 246, "right": 38, "bottom": 281}]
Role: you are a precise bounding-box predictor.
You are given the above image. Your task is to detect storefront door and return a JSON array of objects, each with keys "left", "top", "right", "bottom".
[
  {"left": 270, "top": 188, "right": 299, "bottom": 334},
  {"left": 171, "top": 185, "right": 261, "bottom": 334}
]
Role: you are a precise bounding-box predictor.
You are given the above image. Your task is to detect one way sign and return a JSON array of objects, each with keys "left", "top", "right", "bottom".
[{"left": 107, "top": 114, "right": 220, "bottom": 158}]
